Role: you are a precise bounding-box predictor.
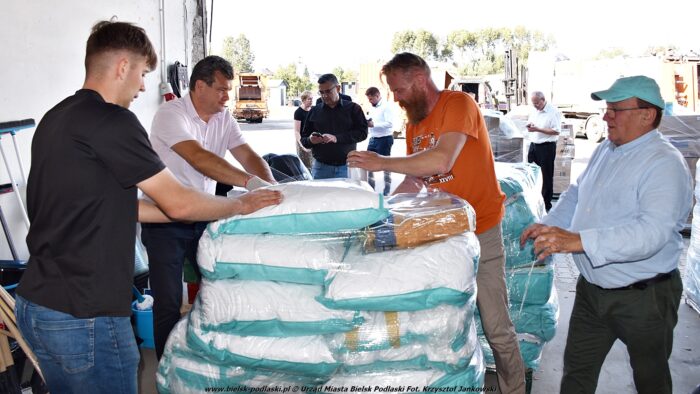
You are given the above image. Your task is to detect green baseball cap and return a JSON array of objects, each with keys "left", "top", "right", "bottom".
[{"left": 591, "top": 75, "right": 665, "bottom": 109}]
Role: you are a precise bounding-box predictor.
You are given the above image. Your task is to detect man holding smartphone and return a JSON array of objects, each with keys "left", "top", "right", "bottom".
[{"left": 300, "top": 74, "right": 368, "bottom": 179}]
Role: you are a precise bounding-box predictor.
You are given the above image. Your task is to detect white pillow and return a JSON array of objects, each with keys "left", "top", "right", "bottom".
[
  {"left": 197, "top": 279, "right": 361, "bottom": 336},
  {"left": 208, "top": 179, "right": 389, "bottom": 235},
  {"left": 186, "top": 302, "right": 339, "bottom": 378},
  {"left": 197, "top": 231, "right": 350, "bottom": 284},
  {"left": 319, "top": 234, "right": 480, "bottom": 311}
]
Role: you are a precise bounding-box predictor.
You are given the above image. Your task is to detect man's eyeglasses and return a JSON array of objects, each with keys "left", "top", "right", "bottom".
[
  {"left": 605, "top": 107, "right": 650, "bottom": 118},
  {"left": 318, "top": 85, "right": 338, "bottom": 96}
]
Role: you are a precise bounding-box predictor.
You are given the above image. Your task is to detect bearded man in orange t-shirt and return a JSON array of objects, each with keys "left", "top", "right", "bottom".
[{"left": 347, "top": 52, "right": 526, "bottom": 394}]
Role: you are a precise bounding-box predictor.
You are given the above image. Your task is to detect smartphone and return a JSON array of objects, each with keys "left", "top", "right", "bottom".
[{"left": 311, "top": 132, "right": 323, "bottom": 138}]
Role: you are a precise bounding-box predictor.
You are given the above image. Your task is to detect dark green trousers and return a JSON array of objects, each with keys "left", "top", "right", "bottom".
[{"left": 560, "top": 271, "right": 682, "bottom": 394}]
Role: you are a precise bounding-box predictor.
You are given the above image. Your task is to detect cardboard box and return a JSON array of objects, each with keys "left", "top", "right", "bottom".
[
  {"left": 561, "top": 123, "right": 575, "bottom": 138},
  {"left": 553, "top": 157, "right": 572, "bottom": 194}
]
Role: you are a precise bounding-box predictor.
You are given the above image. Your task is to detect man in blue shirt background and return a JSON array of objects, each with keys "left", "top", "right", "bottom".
[{"left": 520, "top": 75, "right": 692, "bottom": 394}]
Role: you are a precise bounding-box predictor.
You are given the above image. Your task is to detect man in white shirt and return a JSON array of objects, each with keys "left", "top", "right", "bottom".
[
  {"left": 143, "top": 56, "right": 275, "bottom": 359},
  {"left": 365, "top": 87, "right": 395, "bottom": 195},
  {"left": 526, "top": 91, "right": 561, "bottom": 211}
]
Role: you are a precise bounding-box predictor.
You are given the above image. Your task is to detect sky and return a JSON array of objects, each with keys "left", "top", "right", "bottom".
[{"left": 209, "top": 0, "right": 699, "bottom": 75}]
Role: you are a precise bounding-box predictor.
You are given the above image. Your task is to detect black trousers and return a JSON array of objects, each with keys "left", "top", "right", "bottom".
[
  {"left": 561, "top": 272, "right": 682, "bottom": 394},
  {"left": 141, "top": 221, "right": 207, "bottom": 359},
  {"left": 528, "top": 141, "right": 556, "bottom": 211}
]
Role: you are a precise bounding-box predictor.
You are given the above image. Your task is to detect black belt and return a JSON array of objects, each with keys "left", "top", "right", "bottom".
[
  {"left": 533, "top": 141, "right": 556, "bottom": 146},
  {"left": 597, "top": 269, "right": 677, "bottom": 291}
]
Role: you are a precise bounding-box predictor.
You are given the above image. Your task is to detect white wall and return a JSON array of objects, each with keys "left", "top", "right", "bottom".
[{"left": 0, "top": 0, "right": 199, "bottom": 260}]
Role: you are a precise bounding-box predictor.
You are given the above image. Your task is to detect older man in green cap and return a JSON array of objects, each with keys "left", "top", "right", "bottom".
[{"left": 520, "top": 75, "right": 692, "bottom": 394}]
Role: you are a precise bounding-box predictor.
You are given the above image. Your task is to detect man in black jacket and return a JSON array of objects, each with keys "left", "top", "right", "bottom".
[{"left": 301, "top": 74, "right": 367, "bottom": 179}]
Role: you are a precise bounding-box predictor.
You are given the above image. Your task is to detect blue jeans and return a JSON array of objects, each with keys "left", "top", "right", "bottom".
[
  {"left": 367, "top": 136, "right": 394, "bottom": 195},
  {"left": 311, "top": 160, "right": 348, "bottom": 179},
  {"left": 15, "top": 295, "right": 140, "bottom": 393}
]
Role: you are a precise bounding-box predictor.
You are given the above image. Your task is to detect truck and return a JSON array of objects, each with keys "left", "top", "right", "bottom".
[
  {"left": 233, "top": 73, "right": 268, "bottom": 123},
  {"left": 527, "top": 51, "right": 700, "bottom": 142}
]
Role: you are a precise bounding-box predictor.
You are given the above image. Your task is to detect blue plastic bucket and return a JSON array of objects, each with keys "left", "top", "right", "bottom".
[{"left": 131, "top": 301, "right": 154, "bottom": 349}]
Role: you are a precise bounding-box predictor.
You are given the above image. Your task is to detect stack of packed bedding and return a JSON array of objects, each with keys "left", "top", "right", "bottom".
[
  {"left": 474, "top": 163, "right": 559, "bottom": 371},
  {"left": 685, "top": 160, "right": 700, "bottom": 313},
  {"left": 157, "top": 179, "right": 485, "bottom": 392}
]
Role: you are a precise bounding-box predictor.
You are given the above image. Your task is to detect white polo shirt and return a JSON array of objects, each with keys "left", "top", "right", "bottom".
[
  {"left": 527, "top": 102, "right": 561, "bottom": 143},
  {"left": 149, "top": 94, "right": 246, "bottom": 195}
]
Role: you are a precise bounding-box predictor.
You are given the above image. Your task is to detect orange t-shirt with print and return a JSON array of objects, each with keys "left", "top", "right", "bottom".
[{"left": 406, "top": 90, "right": 505, "bottom": 234}]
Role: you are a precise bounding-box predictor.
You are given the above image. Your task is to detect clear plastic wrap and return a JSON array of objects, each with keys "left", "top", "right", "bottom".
[
  {"left": 360, "top": 192, "right": 476, "bottom": 253},
  {"left": 658, "top": 115, "right": 700, "bottom": 159},
  {"left": 506, "top": 264, "right": 554, "bottom": 306},
  {"left": 479, "top": 335, "right": 545, "bottom": 371},
  {"left": 318, "top": 234, "right": 479, "bottom": 311},
  {"left": 684, "top": 160, "right": 700, "bottom": 312},
  {"left": 476, "top": 163, "right": 557, "bottom": 373},
  {"left": 328, "top": 302, "right": 474, "bottom": 354},
  {"left": 323, "top": 345, "right": 485, "bottom": 392},
  {"left": 164, "top": 184, "right": 485, "bottom": 387},
  {"left": 157, "top": 319, "right": 325, "bottom": 394},
  {"left": 208, "top": 179, "right": 390, "bottom": 236},
  {"left": 196, "top": 279, "right": 362, "bottom": 336},
  {"left": 197, "top": 232, "right": 352, "bottom": 284},
  {"left": 495, "top": 162, "right": 549, "bottom": 269},
  {"left": 186, "top": 302, "right": 340, "bottom": 378},
  {"left": 333, "top": 317, "right": 479, "bottom": 374},
  {"left": 484, "top": 110, "right": 526, "bottom": 163}
]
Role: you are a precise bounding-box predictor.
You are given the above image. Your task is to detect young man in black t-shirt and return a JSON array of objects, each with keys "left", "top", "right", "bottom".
[{"left": 15, "top": 21, "right": 281, "bottom": 393}]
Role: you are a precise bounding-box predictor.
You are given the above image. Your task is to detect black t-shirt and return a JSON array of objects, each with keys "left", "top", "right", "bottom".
[
  {"left": 294, "top": 106, "right": 312, "bottom": 136},
  {"left": 17, "top": 89, "right": 166, "bottom": 317},
  {"left": 300, "top": 100, "right": 368, "bottom": 166}
]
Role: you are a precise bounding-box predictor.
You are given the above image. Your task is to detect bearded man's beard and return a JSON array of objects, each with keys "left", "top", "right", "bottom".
[{"left": 399, "top": 89, "right": 429, "bottom": 124}]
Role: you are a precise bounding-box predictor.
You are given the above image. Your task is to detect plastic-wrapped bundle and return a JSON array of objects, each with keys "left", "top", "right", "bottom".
[
  {"left": 157, "top": 319, "right": 324, "bottom": 394},
  {"left": 503, "top": 238, "right": 542, "bottom": 269},
  {"left": 685, "top": 195, "right": 700, "bottom": 311},
  {"left": 197, "top": 232, "right": 350, "bottom": 284},
  {"left": 478, "top": 334, "right": 545, "bottom": 371},
  {"left": 686, "top": 242, "right": 700, "bottom": 311},
  {"left": 495, "top": 163, "right": 548, "bottom": 269},
  {"left": 196, "top": 279, "right": 362, "bottom": 336},
  {"left": 318, "top": 234, "right": 480, "bottom": 311},
  {"left": 361, "top": 192, "right": 476, "bottom": 253},
  {"left": 329, "top": 302, "right": 474, "bottom": 353},
  {"left": 506, "top": 265, "right": 554, "bottom": 306},
  {"left": 476, "top": 287, "right": 559, "bottom": 343},
  {"left": 327, "top": 300, "right": 478, "bottom": 373},
  {"left": 322, "top": 345, "right": 485, "bottom": 392},
  {"left": 186, "top": 303, "right": 340, "bottom": 378},
  {"left": 333, "top": 317, "right": 479, "bottom": 374},
  {"left": 208, "top": 179, "right": 389, "bottom": 236}
]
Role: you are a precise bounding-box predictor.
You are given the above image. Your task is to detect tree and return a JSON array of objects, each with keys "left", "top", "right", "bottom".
[
  {"left": 594, "top": 47, "right": 628, "bottom": 60},
  {"left": 502, "top": 26, "right": 555, "bottom": 63},
  {"left": 444, "top": 26, "right": 554, "bottom": 75},
  {"left": 390, "top": 30, "right": 440, "bottom": 60},
  {"left": 221, "top": 34, "right": 255, "bottom": 73},
  {"left": 391, "top": 30, "right": 416, "bottom": 54},
  {"left": 274, "top": 63, "right": 313, "bottom": 99},
  {"left": 332, "top": 67, "right": 358, "bottom": 84}
]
